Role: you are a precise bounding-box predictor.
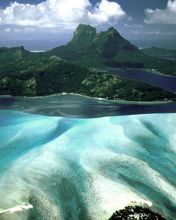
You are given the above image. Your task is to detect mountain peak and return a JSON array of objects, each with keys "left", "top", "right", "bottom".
[
  {"left": 106, "top": 26, "right": 121, "bottom": 37},
  {"left": 107, "top": 27, "right": 117, "bottom": 32},
  {"left": 69, "top": 24, "right": 96, "bottom": 47},
  {"left": 74, "top": 24, "right": 96, "bottom": 38},
  {"left": 51, "top": 24, "right": 139, "bottom": 67},
  {"left": 76, "top": 24, "right": 96, "bottom": 33}
]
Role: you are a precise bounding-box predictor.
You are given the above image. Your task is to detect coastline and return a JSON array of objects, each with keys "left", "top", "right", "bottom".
[
  {"left": 1, "top": 93, "right": 176, "bottom": 118},
  {"left": 0, "top": 92, "right": 173, "bottom": 104}
]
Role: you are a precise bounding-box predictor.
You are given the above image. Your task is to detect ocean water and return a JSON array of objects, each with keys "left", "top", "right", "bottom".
[
  {"left": 0, "top": 110, "right": 176, "bottom": 219},
  {"left": 1, "top": 94, "right": 176, "bottom": 118}
]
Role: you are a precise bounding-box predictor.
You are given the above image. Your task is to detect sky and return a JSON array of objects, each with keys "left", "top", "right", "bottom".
[{"left": 0, "top": 0, "right": 175, "bottom": 50}]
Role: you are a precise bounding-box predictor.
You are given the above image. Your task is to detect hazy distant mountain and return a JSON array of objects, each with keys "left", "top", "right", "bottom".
[
  {"left": 142, "top": 47, "right": 176, "bottom": 61},
  {"left": 0, "top": 46, "right": 44, "bottom": 61},
  {"left": 0, "top": 46, "right": 29, "bottom": 62}
]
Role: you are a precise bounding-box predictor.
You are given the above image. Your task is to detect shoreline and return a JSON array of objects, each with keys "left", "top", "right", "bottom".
[
  {"left": 0, "top": 93, "right": 173, "bottom": 105},
  {"left": 1, "top": 93, "right": 176, "bottom": 118}
]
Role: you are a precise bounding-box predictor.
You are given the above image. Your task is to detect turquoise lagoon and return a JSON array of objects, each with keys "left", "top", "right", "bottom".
[{"left": 0, "top": 110, "right": 176, "bottom": 219}]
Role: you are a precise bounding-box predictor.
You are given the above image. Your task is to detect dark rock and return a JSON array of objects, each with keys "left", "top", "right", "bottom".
[{"left": 108, "top": 206, "right": 166, "bottom": 220}]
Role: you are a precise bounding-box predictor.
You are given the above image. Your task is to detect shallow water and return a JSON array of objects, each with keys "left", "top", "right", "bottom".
[{"left": 0, "top": 110, "right": 176, "bottom": 219}]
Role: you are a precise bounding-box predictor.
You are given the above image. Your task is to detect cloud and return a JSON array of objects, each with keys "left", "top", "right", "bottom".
[
  {"left": 145, "top": 0, "right": 176, "bottom": 24},
  {"left": 88, "top": 0, "right": 125, "bottom": 24},
  {"left": 0, "top": 0, "right": 126, "bottom": 29}
]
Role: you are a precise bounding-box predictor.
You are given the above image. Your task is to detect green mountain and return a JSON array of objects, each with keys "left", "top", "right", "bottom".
[
  {"left": 0, "top": 46, "right": 49, "bottom": 75},
  {"left": 0, "top": 46, "right": 30, "bottom": 65},
  {"left": 49, "top": 24, "right": 176, "bottom": 75},
  {"left": 0, "top": 25, "right": 176, "bottom": 76},
  {"left": 49, "top": 24, "right": 141, "bottom": 67},
  {"left": 68, "top": 24, "right": 97, "bottom": 48},
  {"left": 0, "top": 46, "right": 46, "bottom": 62},
  {"left": 0, "top": 24, "right": 176, "bottom": 101},
  {"left": 142, "top": 47, "right": 176, "bottom": 60}
]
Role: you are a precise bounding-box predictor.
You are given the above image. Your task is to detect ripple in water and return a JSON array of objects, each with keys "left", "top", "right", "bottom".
[{"left": 0, "top": 111, "right": 176, "bottom": 219}]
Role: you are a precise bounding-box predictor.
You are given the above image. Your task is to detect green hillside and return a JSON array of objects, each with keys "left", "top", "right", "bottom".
[
  {"left": 49, "top": 24, "right": 176, "bottom": 75},
  {"left": 0, "top": 24, "right": 176, "bottom": 100},
  {"left": 1, "top": 25, "right": 176, "bottom": 75},
  {"left": 0, "top": 46, "right": 49, "bottom": 75},
  {"left": 49, "top": 24, "right": 139, "bottom": 67},
  {"left": 0, "top": 52, "right": 175, "bottom": 101}
]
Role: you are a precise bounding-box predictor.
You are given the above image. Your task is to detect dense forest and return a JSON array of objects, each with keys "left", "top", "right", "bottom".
[
  {"left": 0, "top": 52, "right": 176, "bottom": 101},
  {"left": 0, "top": 25, "right": 176, "bottom": 101}
]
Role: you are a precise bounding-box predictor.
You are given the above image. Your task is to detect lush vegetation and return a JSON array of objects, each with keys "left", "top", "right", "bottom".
[
  {"left": 49, "top": 24, "right": 176, "bottom": 75},
  {"left": 81, "top": 71, "right": 176, "bottom": 101},
  {"left": 0, "top": 51, "right": 176, "bottom": 101},
  {"left": 0, "top": 24, "right": 176, "bottom": 100},
  {"left": 109, "top": 206, "right": 166, "bottom": 220}
]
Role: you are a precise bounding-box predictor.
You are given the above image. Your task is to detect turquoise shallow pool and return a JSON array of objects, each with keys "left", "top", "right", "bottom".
[{"left": 0, "top": 110, "right": 176, "bottom": 219}]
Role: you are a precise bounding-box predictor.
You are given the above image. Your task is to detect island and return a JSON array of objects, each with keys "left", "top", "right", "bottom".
[{"left": 0, "top": 24, "right": 176, "bottom": 101}]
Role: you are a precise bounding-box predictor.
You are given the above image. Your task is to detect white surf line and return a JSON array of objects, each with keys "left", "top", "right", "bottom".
[{"left": 0, "top": 204, "right": 33, "bottom": 215}]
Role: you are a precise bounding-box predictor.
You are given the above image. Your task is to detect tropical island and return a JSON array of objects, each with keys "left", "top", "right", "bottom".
[{"left": 0, "top": 24, "right": 176, "bottom": 101}]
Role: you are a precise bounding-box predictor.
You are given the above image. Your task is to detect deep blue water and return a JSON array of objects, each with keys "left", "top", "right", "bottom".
[
  {"left": 1, "top": 94, "right": 176, "bottom": 118},
  {"left": 108, "top": 68, "right": 176, "bottom": 93}
]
